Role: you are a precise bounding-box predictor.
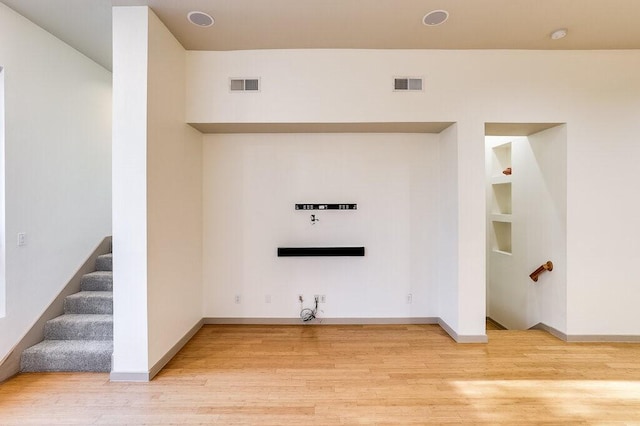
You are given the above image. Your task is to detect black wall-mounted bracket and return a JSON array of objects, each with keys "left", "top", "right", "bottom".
[{"left": 296, "top": 204, "right": 357, "bottom": 210}]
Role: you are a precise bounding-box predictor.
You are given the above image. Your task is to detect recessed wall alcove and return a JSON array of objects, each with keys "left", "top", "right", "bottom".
[
  {"left": 198, "top": 121, "right": 458, "bottom": 323},
  {"left": 485, "top": 122, "right": 567, "bottom": 332}
]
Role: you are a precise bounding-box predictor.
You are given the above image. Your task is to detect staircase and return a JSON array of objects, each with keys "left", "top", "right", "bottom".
[{"left": 20, "top": 253, "right": 113, "bottom": 372}]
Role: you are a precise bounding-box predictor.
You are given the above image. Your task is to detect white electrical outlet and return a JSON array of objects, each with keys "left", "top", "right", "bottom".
[
  {"left": 407, "top": 293, "right": 413, "bottom": 304},
  {"left": 265, "top": 294, "right": 271, "bottom": 303},
  {"left": 234, "top": 295, "right": 241, "bottom": 304},
  {"left": 314, "top": 294, "right": 327, "bottom": 303},
  {"left": 17, "top": 232, "right": 26, "bottom": 246}
]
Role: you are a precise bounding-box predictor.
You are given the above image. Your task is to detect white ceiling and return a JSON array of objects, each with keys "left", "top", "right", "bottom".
[{"left": 3, "top": 0, "right": 640, "bottom": 71}]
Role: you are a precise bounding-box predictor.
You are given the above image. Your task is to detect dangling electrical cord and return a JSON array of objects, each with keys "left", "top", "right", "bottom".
[{"left": 299, "top": 296, "right": 319, "bottom": 322}]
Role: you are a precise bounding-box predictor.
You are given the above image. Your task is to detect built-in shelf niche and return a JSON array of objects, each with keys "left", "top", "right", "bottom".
[
  {"left": 492, "top": 221, "right": 512, "bottom": 254},
  {"left": 491, "top": 182, "right": 512, "bottom": 215},
  {"left": 490, "top": 141, "right": 513, "bottom": 254},
  {"left": 491, "top": 142, "right": 512, "bottom": 177}
]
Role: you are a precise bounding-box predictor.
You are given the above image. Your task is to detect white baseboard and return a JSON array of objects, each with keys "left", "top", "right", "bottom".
[
  {"left": 529, "top": 322, "right": 568, "bottom": 341},
  {"left": 109, "top": 371, "right": 151, "bottom": 382},
  {"left": 530, "top": 323, "right": 640, "bottom": 342},
  {"left": 203, "top": 317, "right": 440, "bottom": 325},
  {"left": 566, "top": 334, "right": 640, "bottom": 342},
  {"left": 438, "top": 318, "right": 488, "bottom": 343}
]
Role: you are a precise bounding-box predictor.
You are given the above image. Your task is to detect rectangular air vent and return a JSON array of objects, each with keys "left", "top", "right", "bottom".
[
  {"left": 230, "top": 78, "right": 260, "bottom": 92},
  {"left": 394, "top": 77, "right": 423, "bottom": 91}
]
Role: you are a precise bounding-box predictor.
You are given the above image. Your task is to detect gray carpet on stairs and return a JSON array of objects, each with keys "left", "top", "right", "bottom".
[
  {"left": 44, "top": 314, "right": 113, "bottom": 340},
  {"left": 64, "top": 291, "right": 113, "bottom": 314},
  {"left": 95, "top": 253, "right": 112, "bottom": 271},
  {"left": 20, "top": 251, "right": 114, "bottom": 373},
  {"left": 81, "top": 271, "right": 113, "bottom": 291},
  {"left": 21, "top": 340, "right": 113, "bottom": 372}
]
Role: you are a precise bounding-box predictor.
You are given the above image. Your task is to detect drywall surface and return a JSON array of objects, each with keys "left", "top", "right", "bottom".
[
  {"left": 0, "top": 66, "right": 5, "bottom": 319},
  {"left": 0, "top": 3, "right": 111, "bottom": 363},
  {"left": 527, "top": 126, "right": 567, "bottom": 332},
  {"left": 203, "top": 133, "right": 439, "bottom": 319},
  {"left": 188, "top": 49, "right": 640, "bottom": 336},
  {"left": 112, "top": 6, "right": 149, "bottom": 374},
  {"left": 438, "top": 124, "right": 459, "bottom": 330},
  {"left": 145, "top": 9, "right": 203, "bottom": 369}
]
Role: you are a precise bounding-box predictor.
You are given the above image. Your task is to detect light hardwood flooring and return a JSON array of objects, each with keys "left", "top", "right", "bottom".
[{"left": 2, "top": 324, "right": 640, "bottom": 425}]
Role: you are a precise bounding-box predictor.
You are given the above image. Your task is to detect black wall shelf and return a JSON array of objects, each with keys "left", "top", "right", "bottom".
[{"left": 277, "top": 247, "right": 365, "bottom": 257}]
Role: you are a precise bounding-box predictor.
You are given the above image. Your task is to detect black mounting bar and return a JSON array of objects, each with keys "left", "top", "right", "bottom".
[{"left": 295, "top": 204, "right": 357, "bottom": 210}]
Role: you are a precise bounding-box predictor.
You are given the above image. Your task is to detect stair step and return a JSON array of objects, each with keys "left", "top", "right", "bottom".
[
  {"left": 21, "top": 340, "right": 112, "bottom": 372},
  {"left": 95, "top": 253, "right": 112, "bottom": 271},
  {"left": 64, "top": 291, "right": 112, "bottom": 314},
  {"left": 44, "top": 314, "right": 113, "bottom": 340},
  {"left": 80, "top": 271, "right": 113, "bottom": 291}
]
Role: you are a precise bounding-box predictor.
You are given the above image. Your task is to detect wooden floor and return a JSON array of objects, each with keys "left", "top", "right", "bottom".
[{"left": 2, "top": 324, "right": 640, "bottom": 425}]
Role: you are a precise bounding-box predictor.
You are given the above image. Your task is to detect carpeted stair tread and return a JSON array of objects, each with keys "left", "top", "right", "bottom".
[
  {"left": 80, "top": 270, "right": 113, "bottom": 291},
  {"left": 95, "top": 253, "right": 112, "bottom": 271},
  {"left": 64, "top": 291, "right": 112, "bottom": 314},
  {"left": 44, "top": 314, "right": 113, "bottom": 340},
  {"left": 21, "top": 340, "right": 112, "bottom": 372}
]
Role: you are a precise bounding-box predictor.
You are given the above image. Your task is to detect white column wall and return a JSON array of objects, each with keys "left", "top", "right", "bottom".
[
  {"left": 438, "top": 124, "right": 459, "bottom": 331},
  {"left": 111, "top": 6, "right": 150, "bottom": 374},
  {"left": 112, "top": 6, "right": 203, "bottom": 377}
]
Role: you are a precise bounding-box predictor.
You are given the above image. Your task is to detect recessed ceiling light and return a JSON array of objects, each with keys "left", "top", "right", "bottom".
[
  {"left": 550, "top": 28, "right": 568, "bottom": 40},
  {"left": 188, "top": 11, "right": 214, "bottom": 27},
  {"left": 423, "top": 10, "right": 449, "bottom": 26}
]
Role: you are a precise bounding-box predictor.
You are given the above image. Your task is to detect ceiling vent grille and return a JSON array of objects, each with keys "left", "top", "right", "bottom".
[
  {"left": 230, "top": 78, "right": 260, "bottom": 92},
  {"left": 394, "top": 77, "right": 423, "bottom": 91}
]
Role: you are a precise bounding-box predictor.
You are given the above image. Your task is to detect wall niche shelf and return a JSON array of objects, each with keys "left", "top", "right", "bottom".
[
  {"left": 491, "top": 142, "right": 512, "bottom": 177},
  {"left": 490, "top": 141, "right": 513, "bottom": 254},
  {"left": 491, "top": 221, "right": 512, "bottom": 254},
  {"left": 491, "top": 175, "right": 512, "bottom": 185},
  {"left": 491, "top": 182, "right": 512, "bottom": 215},
  {"left": 491, "top": 213, "right": 512, "bottom": 223}
]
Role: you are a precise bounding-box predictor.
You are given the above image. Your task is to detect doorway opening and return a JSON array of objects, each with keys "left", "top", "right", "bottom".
[{"left": 485, "top": 123, "right": 567, "bottom": 332}]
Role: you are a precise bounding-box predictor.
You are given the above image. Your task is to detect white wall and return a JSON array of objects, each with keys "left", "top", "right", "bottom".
[
  {"left": 146, "top": 10, "right": 202, "bottom": 368},
  {"left": 0, "top": 66, "right": 5, "bottom": 319},
  {"left": 188, "top": 49, "right": 640, "bottom": 336},
  {"left": 203, "top": 133, "right": 438, "bottom": 319},
  {"left": 527, "top": 126, "right": 567, "bottom": 332},
  {"left": 0, "top": 3, "right": 111, "bottom": 361},
  {"left": 112, "top": 6, "right": 202, "bottom": 376}
]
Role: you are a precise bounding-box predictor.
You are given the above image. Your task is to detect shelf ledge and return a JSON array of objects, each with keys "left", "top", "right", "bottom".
[{"left": 491, "top": 214, "right": 512, "bottom": 223}]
